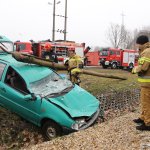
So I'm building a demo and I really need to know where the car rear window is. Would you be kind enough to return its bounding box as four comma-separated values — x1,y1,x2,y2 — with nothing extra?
0,63,6,80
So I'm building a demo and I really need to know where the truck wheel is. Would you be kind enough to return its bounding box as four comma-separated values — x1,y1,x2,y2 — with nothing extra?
42,120,62,140
102,65,108,69
111,63,117,69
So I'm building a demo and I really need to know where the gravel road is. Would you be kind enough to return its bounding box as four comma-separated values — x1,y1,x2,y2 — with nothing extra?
23,109,150,150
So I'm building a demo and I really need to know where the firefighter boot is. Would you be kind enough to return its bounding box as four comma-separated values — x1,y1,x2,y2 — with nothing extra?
136,124,150,131
133,118,144,124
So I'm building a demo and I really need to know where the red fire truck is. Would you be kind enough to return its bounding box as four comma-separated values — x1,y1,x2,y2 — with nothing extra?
14,41,33,54
51,41,85,64
15,41,86,64
99,47,139,70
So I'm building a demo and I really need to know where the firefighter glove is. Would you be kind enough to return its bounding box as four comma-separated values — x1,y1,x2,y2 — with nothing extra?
132,67,137,74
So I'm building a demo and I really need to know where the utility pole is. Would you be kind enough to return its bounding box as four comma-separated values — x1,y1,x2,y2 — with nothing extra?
52,0,56,42
120,12,126,49
121,11,125,27
64,0,67,42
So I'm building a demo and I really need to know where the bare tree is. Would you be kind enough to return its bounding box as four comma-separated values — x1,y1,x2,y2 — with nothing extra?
106,23,121,48
106,23,133,49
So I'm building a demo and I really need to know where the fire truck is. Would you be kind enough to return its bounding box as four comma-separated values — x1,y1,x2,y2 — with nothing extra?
51,41,85,64
99,47,139,70
32,41,86,64
14,41,33,54
14,41,86,64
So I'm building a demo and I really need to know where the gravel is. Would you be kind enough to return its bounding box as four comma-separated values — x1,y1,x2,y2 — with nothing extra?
23,109,150,150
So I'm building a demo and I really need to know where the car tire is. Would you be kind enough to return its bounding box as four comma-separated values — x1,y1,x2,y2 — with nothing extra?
111,63,117,69
42,120,62,140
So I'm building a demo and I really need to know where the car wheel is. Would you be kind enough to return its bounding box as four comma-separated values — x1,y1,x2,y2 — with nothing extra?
42,120,62,140
111,63,117,69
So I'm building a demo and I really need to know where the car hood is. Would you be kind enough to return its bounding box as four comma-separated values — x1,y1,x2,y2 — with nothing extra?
48,85,100,118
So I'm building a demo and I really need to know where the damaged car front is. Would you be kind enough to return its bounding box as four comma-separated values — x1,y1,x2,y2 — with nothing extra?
28,69,100,138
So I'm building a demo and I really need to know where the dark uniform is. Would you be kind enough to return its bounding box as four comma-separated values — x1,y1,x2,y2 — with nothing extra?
42,43,58,63
49,50,58,63
43,49,58,63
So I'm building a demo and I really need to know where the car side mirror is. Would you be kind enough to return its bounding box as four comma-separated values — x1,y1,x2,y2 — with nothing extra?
24,93,37,101
31,93,37,101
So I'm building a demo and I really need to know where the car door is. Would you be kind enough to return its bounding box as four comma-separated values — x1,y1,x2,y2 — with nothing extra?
0,65,42,125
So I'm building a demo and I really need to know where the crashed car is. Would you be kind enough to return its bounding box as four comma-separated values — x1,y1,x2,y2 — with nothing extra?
0,53,101,140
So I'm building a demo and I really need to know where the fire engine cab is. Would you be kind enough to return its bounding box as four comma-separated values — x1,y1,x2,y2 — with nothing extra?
99,47,139,70
14,41,33,54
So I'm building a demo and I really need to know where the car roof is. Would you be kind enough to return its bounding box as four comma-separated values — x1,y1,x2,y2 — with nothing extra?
0,35,12,43
0,54,53,84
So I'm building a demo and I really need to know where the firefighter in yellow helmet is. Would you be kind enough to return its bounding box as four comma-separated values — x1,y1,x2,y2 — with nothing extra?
132,35,150,131
66,50,83,85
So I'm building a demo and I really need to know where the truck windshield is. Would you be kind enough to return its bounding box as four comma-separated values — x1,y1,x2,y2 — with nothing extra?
0,42,14,53
100,50,108,56
30,72,73,97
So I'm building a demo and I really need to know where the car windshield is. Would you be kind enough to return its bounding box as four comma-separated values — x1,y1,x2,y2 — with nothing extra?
0,42,14,53
30,72,73,97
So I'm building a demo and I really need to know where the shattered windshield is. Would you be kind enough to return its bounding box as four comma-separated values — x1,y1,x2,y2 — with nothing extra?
0,42,14,53
30,72,73,97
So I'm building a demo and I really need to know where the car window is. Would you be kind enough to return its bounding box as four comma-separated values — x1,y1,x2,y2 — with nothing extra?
17,44,26,51
4,66,30,95
0,63,6,80
0,42,14,52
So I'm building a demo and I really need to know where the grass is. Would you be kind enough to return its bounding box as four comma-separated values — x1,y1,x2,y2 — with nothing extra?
58,67,140,96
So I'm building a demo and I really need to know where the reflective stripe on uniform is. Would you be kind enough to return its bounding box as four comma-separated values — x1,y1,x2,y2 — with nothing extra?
138,76,150,82
138,57,150,65
138,78,150,82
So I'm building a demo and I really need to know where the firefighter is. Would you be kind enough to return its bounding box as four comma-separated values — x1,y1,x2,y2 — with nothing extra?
132,35,150,131
43,43,58,63
66,50,83,85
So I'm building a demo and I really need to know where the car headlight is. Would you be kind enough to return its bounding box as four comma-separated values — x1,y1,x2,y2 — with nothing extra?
71,118,86,130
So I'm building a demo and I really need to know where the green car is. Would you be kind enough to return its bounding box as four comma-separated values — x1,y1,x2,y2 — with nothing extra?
0,37,100,140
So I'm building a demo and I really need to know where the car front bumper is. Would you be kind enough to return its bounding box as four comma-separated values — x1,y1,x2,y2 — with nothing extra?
71,106,100,131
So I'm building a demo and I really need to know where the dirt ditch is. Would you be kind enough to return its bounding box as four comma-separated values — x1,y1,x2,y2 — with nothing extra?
0,88,140,150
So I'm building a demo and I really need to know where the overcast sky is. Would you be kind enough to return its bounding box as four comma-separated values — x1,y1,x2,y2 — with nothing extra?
0,0,150,47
